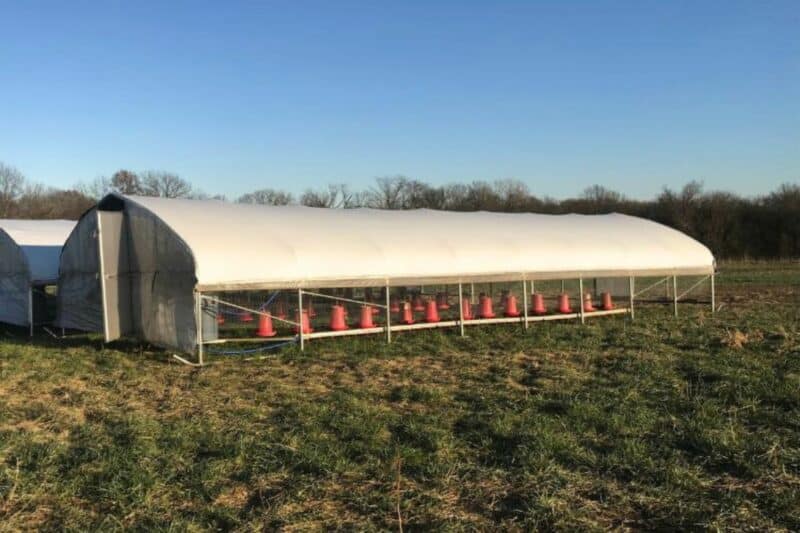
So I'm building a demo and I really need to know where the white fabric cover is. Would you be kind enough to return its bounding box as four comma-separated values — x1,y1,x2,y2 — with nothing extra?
0,219,75,283
120,196,715,290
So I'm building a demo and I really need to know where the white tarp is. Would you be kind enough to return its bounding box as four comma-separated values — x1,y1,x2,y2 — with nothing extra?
0,219,76,283
121,195,715,290
0,219,75,327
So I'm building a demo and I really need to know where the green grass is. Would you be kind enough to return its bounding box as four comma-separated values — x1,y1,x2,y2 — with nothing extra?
1,262,798,530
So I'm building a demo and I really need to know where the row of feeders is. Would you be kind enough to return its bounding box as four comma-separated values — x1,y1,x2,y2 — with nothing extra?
229,290,619,337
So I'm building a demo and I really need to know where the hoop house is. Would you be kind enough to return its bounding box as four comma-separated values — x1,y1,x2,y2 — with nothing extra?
57,194,715,355
0,219,75,329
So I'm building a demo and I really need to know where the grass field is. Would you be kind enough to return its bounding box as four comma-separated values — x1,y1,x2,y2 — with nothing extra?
1,262,798,531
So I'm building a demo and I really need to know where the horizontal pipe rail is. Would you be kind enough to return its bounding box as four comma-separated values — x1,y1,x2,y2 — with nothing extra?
204,308,630,345
299,289,387,309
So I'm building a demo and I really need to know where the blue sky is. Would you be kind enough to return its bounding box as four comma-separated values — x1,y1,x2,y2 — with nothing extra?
1,0,797,199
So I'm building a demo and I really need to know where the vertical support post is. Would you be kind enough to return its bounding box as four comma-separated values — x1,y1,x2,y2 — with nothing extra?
629,276,635,321
385,282,392,344
530,279,535,294
711,272,716,314
672,275,678,318
458,282,465,337
298,289,305,351
579,277,585,324
28,288,34,337
522,279,529,330
470,283,475,304
195,291,204,366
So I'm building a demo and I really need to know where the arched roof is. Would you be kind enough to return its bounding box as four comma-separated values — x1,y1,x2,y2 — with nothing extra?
107,195,715,290
0,219,75,283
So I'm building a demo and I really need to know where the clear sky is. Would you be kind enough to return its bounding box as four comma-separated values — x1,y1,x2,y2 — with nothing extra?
1,0,797,199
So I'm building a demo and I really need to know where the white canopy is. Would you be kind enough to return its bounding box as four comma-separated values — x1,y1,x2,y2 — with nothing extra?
0,219,75,327
121,195,715,290
0,219,75,283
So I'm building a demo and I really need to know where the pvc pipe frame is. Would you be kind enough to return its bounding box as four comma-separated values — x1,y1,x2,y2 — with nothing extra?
208,308,631,345
192,274,713,363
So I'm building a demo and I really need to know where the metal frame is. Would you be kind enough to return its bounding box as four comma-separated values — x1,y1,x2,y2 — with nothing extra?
27,287,34,337
188,269,722,363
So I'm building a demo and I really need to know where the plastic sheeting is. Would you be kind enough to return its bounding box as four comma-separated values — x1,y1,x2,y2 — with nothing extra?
56,194,715,353
57,201,198,352
120,195,715,290
0,219,74,327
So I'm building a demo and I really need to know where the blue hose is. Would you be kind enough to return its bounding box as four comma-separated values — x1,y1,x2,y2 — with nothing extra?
207,338,296,356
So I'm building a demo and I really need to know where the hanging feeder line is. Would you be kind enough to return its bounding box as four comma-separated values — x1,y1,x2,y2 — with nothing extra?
217,291,283,316
206,295,300,326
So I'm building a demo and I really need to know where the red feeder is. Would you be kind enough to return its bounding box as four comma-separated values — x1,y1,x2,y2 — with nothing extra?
583,292,597,312
306,299,317,318
256,313,277,337
412,295,425,312
478,295,496,318
329,304,349,331
601,292,615,311
390,297,400,313
436,292,450,310
531,293,547,315
357,305,377,328
461,297,474,320
424,299,440,323
216,313,225,325
399,302,415,324
240,310,254,323
558,293,572,314
504,294,521,317
295,310,313,334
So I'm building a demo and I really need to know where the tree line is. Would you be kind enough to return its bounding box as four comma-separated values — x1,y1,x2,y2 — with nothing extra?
1,162,797,259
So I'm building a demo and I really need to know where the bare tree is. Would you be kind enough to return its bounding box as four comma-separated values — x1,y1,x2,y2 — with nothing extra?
0,162,26,217
237,188,294,205
76,176,113,199
365,176,411,209
141,171,192,198
494,179,531,212
301,183,362,208
580,184,626,214
111,169,142,195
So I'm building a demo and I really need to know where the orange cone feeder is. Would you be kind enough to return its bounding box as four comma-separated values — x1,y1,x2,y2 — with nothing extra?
601,292,614,311
399,302,415,324
504,294,521,317
461,297,474,320
256,313,277,337
583,292,597,312
295,310,313,334
357,305,377,328
329,304,349,331
558,293,572,314
216,313,225,325
478,295,496,318
240,310,254,322
436,292,450,310
531,293,547,315
390,297,400,313
424,300,440,323
412,295,425,312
